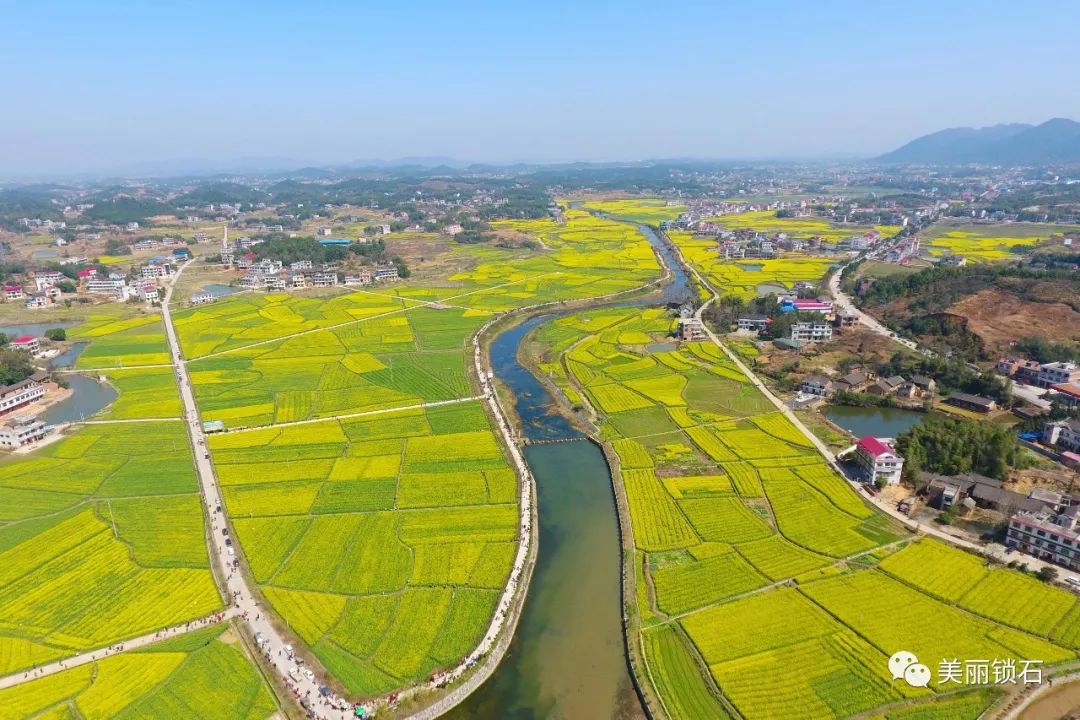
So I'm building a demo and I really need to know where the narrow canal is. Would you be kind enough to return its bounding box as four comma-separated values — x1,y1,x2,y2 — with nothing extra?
445,222,688,719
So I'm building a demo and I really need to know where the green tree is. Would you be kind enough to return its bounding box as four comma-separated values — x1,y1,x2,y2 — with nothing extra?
45,328,67,341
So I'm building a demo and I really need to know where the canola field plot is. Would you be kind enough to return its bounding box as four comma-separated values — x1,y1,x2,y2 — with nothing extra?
680,587,916,720
881,539,1080,642
210,402,521,695
95,367,183,419
642,624,734,720
921,222,1080,261
579,197,687,225
0,422,217,671
70,311,172,369
651,548,768,615
800,571,1074,668
0,625,278,720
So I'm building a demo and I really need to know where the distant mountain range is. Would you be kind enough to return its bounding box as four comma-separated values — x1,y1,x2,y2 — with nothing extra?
877,118,1080,165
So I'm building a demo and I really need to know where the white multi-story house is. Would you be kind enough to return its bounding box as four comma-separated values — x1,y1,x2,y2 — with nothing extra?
3,284,25,300
374,266,399,282
852,436,904,485
86,278,126,294
0,373,46,415
1038,362,1080,389
1044,419,1080,452
290,260,313,271
33,272,63,291
265,276,287,292
190,292,215,305
312,271,338,287
141,263,173,280
0,415,50,448
788,321,833,343
1007,506,1080,571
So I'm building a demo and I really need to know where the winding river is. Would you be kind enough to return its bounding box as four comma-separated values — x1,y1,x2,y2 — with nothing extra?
445,223,688,718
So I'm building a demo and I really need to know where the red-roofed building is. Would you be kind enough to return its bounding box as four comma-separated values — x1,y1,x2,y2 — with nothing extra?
77,267,97,280
1051,383,1080,409
3,285,24,301
9,336,40,353
853,436,904,485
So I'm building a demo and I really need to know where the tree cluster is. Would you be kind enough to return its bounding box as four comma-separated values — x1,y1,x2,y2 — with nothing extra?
897,417,1024,482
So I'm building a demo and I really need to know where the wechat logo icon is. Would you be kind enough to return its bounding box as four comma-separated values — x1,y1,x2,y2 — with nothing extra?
889,651,930,688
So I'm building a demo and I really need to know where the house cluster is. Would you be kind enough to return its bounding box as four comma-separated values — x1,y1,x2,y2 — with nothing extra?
997,359,1080,408
883,235,920,264
799,370,936,401
234,256,400,292
737,294,862,346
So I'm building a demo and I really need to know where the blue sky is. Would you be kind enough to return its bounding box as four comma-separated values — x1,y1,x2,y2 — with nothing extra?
2,0,1079,176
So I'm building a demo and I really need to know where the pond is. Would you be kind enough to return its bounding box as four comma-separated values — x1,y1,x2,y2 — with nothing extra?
0,320,76,339
737,262,763,271
41,341,118,424
756,281,788,297
825,405,926,440
198,283,243,298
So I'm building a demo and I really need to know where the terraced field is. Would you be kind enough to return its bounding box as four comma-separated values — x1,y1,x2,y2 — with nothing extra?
578,197,688,225
531,305,1077,720
0,625,278,719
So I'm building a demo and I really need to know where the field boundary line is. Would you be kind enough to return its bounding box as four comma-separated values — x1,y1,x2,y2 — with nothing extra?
217,396,485,434
0,609,238,690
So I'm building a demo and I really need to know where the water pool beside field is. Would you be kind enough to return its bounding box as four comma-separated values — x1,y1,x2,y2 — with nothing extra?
756,281,788,296
0,320,76,338
737,263,763,271
41,339,119,423
198,283,243,298
824,405,926,440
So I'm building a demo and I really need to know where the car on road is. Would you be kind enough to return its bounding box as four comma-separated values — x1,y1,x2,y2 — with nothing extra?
227,547,235,556
303,668,314,680
225,537,233,547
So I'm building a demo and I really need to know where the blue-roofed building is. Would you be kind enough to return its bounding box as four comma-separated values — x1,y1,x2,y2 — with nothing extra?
318,238,352,246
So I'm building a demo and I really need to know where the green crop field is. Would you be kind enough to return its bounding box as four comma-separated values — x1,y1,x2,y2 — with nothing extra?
0,625,277,720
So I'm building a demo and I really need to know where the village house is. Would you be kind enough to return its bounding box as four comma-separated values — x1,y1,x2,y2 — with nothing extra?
788,321,832,343
1043,419,1080,453
910,375,937,396
344,272,373,286
3,284,25,301
0,415,50,448
1007,506,1080,571
1050,383,1080,409
86,277,127,295
925,472,1053,514
835,371,873,393
24,294,50,309
141,263,173,280
866,375,906,397
33,271,63,291
9,336,40,354
290,260,313,271
1038,362,1080,389
852,436,904,485
940,254,968,267
833,313,858,330
799,375,834,397
42,285,62,300
138,284,160,302
265,276,287,292
677,317,706,341
76,267,97,281
291,274,308,289
374,265,400,282
312,271,338,288
0,373,47,415
736,315,771,332
944,392,998,414
997,358,1043,385
190,292,215,306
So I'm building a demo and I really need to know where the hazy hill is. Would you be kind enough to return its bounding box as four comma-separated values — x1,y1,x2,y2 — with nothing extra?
877,118,1080,164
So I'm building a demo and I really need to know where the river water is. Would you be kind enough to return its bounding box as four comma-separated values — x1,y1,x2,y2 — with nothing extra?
446,222,687,719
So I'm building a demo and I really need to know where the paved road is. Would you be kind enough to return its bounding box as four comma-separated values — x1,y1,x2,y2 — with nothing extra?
162,263,358,720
